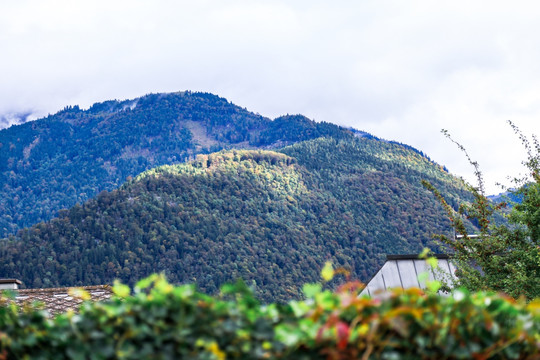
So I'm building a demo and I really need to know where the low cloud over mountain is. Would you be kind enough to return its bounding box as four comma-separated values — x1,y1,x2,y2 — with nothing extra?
0,110,36,130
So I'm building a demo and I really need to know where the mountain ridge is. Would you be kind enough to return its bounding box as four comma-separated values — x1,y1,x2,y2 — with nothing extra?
0,91,480,301
0,91,353,237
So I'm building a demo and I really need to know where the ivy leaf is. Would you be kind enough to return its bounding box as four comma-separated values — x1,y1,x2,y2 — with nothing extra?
289,301,309,317
426,257,438,269
427,280,441,293
113,280,131,298
321,262,334,282
303,283,322,298
419,247,431,259
135,274,157,291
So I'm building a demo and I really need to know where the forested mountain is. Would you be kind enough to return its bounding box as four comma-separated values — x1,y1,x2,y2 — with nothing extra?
488,190,523,206
0,91,351,237
0,138,475,301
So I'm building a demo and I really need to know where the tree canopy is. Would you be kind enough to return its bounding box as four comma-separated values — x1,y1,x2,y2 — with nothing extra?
0,92,353,237
423,122,540,300
1,137,475,302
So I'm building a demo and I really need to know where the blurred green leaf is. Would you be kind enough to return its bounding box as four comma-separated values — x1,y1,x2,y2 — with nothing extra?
427,280,441,293
321,262,334,282
135,274,157,291
112,280,130,298
426,257,438,269
302,283,322,299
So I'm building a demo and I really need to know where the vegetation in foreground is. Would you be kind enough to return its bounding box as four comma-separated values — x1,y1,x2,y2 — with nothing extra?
1,271,539,360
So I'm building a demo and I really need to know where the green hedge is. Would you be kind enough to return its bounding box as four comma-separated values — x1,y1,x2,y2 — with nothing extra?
1,274,539,359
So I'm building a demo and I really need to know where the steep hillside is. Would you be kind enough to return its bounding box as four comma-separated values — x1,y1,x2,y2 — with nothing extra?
0,91,351,237
0,138,474,301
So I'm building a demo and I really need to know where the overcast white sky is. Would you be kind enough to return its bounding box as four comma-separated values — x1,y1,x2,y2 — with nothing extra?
1,0,539,194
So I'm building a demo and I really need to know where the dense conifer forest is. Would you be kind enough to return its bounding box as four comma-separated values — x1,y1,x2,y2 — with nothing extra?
0,92,351,237
0,135,475,301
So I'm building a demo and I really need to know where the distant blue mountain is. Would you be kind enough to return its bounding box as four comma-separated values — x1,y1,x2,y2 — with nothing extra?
488,190,524,206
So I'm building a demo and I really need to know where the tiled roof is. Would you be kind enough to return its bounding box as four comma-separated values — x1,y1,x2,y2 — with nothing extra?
12,285,112,315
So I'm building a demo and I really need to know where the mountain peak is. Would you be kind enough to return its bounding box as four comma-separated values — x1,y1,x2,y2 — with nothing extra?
0,91,352,236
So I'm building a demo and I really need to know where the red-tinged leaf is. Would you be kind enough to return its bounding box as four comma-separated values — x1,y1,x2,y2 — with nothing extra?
336,321,350,350
337,280,364,294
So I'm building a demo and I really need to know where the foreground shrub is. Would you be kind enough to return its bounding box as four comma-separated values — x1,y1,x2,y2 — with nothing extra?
1,274,539,359
279,282,540,359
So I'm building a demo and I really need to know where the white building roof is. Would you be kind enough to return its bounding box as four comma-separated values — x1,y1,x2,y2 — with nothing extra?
361,254,456,297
